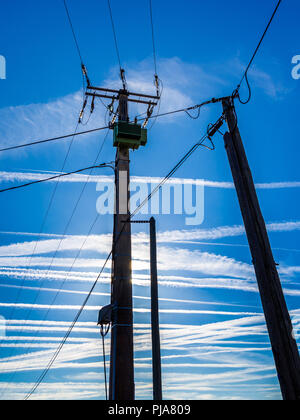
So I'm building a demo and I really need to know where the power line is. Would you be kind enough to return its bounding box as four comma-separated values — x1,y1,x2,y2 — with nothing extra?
0,159,110,394
63,0,84,65
0,122,81,399
16,0,284,400
20,133,111,343
21,185,114,400
131,115,224,218
23,114,223,400
7,2,96,346
0,163,113,194
107,0,123,73
149,0,158,77
24,247,113,400
0,96,228,154
147,0,162,125
234,0,283,103
0,134,112,399
62,0,91,93
0,121,80,337
0,125,110,153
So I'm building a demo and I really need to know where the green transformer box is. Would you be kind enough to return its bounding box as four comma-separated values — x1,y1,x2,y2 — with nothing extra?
113,122,148,150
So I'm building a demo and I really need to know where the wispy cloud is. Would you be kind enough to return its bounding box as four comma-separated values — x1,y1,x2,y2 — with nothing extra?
0,315,281,400
1,170,300,191
0,57,203,153
1,220,300,257
226,57,290,100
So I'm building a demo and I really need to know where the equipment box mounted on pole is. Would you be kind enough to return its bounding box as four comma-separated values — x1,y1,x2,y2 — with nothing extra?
113,122,147,150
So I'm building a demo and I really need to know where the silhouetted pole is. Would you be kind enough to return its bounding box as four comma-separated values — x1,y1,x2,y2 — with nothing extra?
88,72,160,401
109,91,135,400
149,217,162,400
222,97,300,400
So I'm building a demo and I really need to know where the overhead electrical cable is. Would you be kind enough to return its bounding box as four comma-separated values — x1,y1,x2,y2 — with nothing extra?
146,0,163,128
234,0,283,104
0,122,79,331
0,96,228,154
24,246,113,401
7,133,111,368
0,122,82,399
130,115,224,218
0,163,113,194
63,0,84,65
63,0,91,91
107,0,126,89
107,0,122,70
23,114,224,400
0,125,110,153
19,1,285,400
0,133,112,398
149,0,158,77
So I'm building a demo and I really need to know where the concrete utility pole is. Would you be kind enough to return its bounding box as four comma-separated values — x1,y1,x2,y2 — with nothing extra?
222,97,300,400
86,77,160,400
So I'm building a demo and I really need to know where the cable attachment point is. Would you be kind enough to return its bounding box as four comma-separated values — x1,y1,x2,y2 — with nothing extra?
232,86,240,100
204,117,225,150
207,117,224,138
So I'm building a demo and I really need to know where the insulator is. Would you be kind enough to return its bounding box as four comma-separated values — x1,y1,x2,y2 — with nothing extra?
142,119,149,129
154,74,160,97
91,96,95,114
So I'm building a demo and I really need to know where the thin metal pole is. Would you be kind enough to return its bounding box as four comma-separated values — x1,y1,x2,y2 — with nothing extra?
149,217,162,400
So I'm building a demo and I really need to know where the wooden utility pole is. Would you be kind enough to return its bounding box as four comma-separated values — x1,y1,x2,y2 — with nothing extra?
109,91,135,400
149,217,163,400
85,76,160,400
222,97,300,400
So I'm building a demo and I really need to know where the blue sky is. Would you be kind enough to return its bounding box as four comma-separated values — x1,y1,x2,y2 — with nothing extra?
0,0,299,400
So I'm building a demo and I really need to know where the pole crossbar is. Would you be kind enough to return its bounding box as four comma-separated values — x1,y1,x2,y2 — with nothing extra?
87,85,160,101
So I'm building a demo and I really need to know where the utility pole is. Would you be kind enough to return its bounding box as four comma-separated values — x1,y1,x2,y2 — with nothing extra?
86,75,160,400
149,217,162,401
110,90,134,401
222,97,300,400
